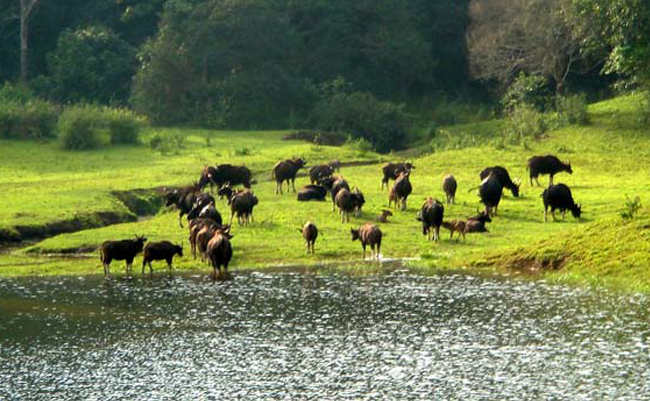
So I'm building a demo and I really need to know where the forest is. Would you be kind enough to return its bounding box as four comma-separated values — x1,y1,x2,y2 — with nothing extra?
1,0,649,152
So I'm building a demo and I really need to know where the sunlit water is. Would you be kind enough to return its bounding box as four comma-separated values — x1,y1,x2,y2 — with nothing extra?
1,272,650,400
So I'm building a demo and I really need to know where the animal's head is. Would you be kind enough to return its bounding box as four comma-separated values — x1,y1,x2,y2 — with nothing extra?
295,157,307,168
134,235,147,250
164,189,179,206
174,243,184,257
329,160,341,171
512,181,521,197
353,188,365,207
217,183,233,199
318,176,336,189
571,203,582,219
565,161,573,174
405,162,415,170
350,228,360,241
381,209,393,217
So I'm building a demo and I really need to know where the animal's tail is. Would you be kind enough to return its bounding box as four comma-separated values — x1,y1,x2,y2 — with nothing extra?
467,185,480,193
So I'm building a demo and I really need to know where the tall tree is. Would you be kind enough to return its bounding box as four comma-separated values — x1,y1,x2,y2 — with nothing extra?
19,0,39,82
467,0,592,93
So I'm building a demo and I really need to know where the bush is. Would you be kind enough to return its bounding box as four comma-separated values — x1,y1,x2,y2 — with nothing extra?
556,94,590,125
310,91,409,153
58,104,147,150
501,72,552,112
620,196,642,220
0,82,34,103
503,103,548,145
0,99,59,140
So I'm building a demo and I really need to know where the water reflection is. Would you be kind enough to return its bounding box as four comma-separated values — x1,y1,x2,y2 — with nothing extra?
1,272,650,399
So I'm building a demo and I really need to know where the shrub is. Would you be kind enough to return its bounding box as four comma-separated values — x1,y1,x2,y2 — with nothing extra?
503,103,548,145
620,196,642,220
0,99,59,140
344,136,374,156
501,72,551,112
556,94,590,125
0,82,34,103
103,108,147,145
58,104,147,150
58,105,104,150
311,91,409,153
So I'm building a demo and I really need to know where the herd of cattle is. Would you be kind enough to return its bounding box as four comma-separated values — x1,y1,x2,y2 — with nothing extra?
99,154,581,280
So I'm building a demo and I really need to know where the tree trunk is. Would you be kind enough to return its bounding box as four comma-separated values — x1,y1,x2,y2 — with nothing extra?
20,0,39,83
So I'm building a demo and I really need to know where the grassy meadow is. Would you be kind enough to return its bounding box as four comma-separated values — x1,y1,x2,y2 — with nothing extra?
1,94,650,291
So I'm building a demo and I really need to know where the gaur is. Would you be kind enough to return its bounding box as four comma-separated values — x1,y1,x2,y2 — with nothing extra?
527,155,572,186
206,227,234,280
335,188,365,222
381,162,414,189
416,197,444,242
272,157,307,194
297,185,328,201
351,223,383,259
388,171,412,210
442,174,457,204
99,235,147,277
479,166,520,197
299,221,319,254
142,241,183,275
542,183,582,222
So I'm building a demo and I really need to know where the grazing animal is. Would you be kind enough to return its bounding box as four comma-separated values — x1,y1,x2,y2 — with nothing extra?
442,174,457,204
381,162,414,189
199,164,253,190
335,188,366,222
297,184,328,201
479,166,520,197
527,155,572,186
377,209,393,223
217,184,235,201
329,160,341,171
188,218,220,259
299,221,319,254
465,211,492,233
416,197,444,241
441,220,467,241
542,183,582,222
141,241,183,275
272,157,307,194
197,202,222,224
309,164,334,184
388,171,412,210
206,227,234,280
320,176,351,212
186,192,217,221
163,184,203,228
478,173,504,217
196,226,217,261
228,189,258,225
99,235,147,277
350,223,383,259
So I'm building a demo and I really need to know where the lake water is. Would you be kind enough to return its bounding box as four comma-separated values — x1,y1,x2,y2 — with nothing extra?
1,271,650,400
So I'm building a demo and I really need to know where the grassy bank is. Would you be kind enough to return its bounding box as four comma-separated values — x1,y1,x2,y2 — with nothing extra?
1,94,650,291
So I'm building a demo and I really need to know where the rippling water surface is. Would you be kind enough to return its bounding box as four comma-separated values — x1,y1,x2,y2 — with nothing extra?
1,272,650,400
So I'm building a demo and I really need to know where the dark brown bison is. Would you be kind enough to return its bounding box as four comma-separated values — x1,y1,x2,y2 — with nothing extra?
416,197,444,241
163,184,203,228
272,157,307,194
381,162,414,189
142,241,183,275
188,218,221,260
542,183,581,222
228,189,258,225
99,235,147,277
479,166,520,197
206,227,234,280
442,174,457,204
297,185,328,201
351,223,382,259
199,164,253,191
299,221,319,254
320,176,351,212
388,171,412,210
527,155,572,186
335,188,365,222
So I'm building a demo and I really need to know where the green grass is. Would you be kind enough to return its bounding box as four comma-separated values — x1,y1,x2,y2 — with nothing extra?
1,93,650,292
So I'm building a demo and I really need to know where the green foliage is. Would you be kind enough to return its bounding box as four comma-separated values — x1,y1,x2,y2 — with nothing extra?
503,103,548,145
58,104,146,150
58,105,104,150
311,91,409,153
501,73,552,112
556,94,590,125
0,99,60,140
42,26,136,105
0,82,34,103
344,136,374,156
620,196,641,220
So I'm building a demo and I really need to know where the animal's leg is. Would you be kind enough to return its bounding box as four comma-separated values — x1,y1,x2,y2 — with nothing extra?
461,231,466,241
561,210,566,220
449,230,454,240
376,241,381,259
549,175,554,186
544,207,548,223
178,212,184,228
291,178,296,193
435,226,440,242
142,260,147,276
166,259,172,273
229,211,234,226
535,177,541,187
362,244,366,259
551,209,557,221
